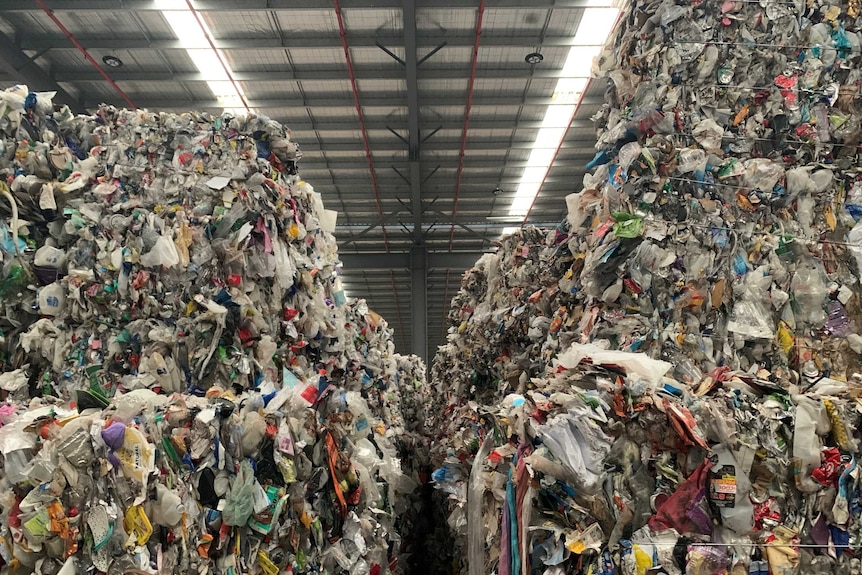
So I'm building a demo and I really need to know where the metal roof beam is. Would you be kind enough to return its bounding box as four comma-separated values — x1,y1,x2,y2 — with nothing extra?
88,95,600,110
0,0,599,11
410,246,428,361
297,155,593,170
298,139,595,152
317,175,583,186
339,251,487,270
23,33,599,51
403,0,423,245
55,68,589,82
0,33,82,111
285,118,591,132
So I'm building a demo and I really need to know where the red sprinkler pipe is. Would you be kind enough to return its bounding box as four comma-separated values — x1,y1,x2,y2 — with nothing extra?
334,0,390,252
448,0,485,252
184,0,251,113
34,0,137,110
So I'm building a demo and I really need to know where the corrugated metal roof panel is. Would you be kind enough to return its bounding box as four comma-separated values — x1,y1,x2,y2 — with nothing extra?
241,80,301,98
268,109,312,126
420,46,472,66
462,148,508,159
118,80,190,97
224,50,290,72
133,11,174,37
176,82,215,101
304,105,359,119
349,47,402,66
416,8,476,33
482,8,548,34
342,9,402,33
479,45,569,67
546,8,583,35
53,11,141,37
0,15,15,35
272,10,340,34
473,77,527,94
355,78,405,93
1,12,53,35
286,48,346,66
76,80,121,101
57,82,81,99
201,11,275,39
298,79,352,93
37,49,92,72
467,128,515,140
292,129,362,140
417,78,467,93
525,78,558,97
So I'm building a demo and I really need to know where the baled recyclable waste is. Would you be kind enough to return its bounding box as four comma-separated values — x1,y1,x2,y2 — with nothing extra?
0,86,427,575
426,0,862,572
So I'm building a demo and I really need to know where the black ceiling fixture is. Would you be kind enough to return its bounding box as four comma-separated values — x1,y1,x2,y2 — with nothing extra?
492,186,503,195
101,55,123,68
524,52,544,64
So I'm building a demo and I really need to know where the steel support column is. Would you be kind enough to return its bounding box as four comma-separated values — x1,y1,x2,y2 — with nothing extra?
410,246,428,361
404,0,428,360
403,0,423,244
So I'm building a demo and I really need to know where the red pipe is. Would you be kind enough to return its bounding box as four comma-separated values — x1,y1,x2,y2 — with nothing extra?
334,0,389,252
184,0,250,113
448,0,485,251
35,0,136,109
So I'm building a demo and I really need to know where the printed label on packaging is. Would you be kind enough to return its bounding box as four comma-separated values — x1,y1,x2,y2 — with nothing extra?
710,465,737,508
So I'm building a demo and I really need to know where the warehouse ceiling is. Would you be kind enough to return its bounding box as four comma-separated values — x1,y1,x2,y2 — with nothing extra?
0,0,611,360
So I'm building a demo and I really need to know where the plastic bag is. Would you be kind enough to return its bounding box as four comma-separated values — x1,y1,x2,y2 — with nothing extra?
223,461,257,526
535,407,613,494
727,267,777,339
468,435,493,575
140,234,180,268
678,148,706,174
791,260,828,326
692,119,723,150
556,342,671,385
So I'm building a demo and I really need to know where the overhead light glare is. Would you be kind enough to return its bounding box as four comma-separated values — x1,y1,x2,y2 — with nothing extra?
157,2,251,114
506,5,621,220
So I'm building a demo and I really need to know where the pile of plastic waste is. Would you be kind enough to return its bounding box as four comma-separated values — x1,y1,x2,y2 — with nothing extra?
428,0,862,572
0,86,422,575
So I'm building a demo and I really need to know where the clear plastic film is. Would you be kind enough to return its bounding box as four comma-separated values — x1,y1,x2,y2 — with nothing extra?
468,434,494,575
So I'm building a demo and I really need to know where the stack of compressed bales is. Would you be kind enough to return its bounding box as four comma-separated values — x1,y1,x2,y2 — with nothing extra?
427,0,862,571
0,86,421,575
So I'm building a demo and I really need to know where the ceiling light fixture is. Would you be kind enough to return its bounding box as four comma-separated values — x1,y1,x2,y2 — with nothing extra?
101,55,123,68
508,5,622,219
524,52,544,64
